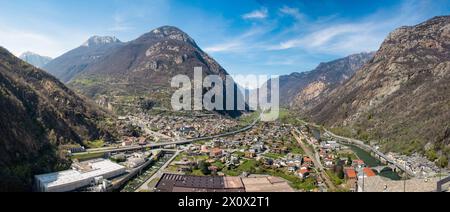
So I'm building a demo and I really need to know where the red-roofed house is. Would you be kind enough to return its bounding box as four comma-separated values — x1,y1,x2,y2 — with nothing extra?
210,148,223,158
303,157,313,166
345,168,357,180
297,168,310,179
344,167,358,192
363,168,376,177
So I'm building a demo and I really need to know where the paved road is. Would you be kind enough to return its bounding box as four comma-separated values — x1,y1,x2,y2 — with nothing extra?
291,129,337,191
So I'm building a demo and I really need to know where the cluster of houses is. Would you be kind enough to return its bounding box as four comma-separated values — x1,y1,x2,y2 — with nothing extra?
259,154,314,179
318,140,348,168
386,152,444,178
121,136,148,147
139,113,240,139
172,142,244,174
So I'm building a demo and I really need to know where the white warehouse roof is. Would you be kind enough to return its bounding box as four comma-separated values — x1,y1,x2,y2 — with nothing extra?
35,159,126,192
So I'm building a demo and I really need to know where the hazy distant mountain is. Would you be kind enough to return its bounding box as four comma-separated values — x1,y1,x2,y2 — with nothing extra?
43,36,124,82
68,26,244,116
306,16,450,154
19,51,52,68
261,52,374,107
0,47,111,191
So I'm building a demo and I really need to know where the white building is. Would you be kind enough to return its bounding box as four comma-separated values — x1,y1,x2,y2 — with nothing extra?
35,159,126,192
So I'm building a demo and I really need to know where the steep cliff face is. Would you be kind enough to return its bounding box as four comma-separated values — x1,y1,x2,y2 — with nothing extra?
262,52,374,107
307,16,450,153
0,47,111,191
291,52,375,109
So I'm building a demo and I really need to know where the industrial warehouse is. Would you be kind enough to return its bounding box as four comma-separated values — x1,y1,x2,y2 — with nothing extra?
155,173,295,192
34,159,126,192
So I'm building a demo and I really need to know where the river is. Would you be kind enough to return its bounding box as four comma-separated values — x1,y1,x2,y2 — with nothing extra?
348,145,401,180
310,127,401,180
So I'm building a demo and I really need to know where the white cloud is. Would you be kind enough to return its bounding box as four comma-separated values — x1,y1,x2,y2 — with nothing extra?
279,6,304,21
204,27,271,53
204,41,241,53
268,0,437,55
272,22,370,50
242,8,268,20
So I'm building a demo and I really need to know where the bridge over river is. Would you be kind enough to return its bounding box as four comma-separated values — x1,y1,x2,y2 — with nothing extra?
298,119,415,177
325,130,415,177
371,165,398,174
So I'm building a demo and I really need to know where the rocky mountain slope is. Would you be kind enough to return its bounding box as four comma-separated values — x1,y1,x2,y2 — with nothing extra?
43,36,124,83
19,51,52,68
262,52,374,107
67,26,243,116
306,16,450,155
0,47,111,191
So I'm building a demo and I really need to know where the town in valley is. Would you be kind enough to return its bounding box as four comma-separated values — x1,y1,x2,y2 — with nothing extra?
35,106,449,192
2,0,450,194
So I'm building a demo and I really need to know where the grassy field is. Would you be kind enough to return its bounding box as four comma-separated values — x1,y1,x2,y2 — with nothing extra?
191,169,206,176
83,140,105,149
263,153,285,159
71,152,105,161
222,159,259,176
262,168,317,191
238,111,260,126
326,170,344,186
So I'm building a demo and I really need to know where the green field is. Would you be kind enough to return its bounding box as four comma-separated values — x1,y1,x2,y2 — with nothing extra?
71,152,105,161
83,140,105,149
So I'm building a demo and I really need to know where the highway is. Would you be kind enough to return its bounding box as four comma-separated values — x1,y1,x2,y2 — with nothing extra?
74,113,261,156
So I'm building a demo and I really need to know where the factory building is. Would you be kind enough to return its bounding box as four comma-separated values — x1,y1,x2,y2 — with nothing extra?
34,159,126,192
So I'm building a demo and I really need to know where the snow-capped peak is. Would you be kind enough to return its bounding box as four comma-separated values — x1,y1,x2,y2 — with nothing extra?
20,51,39,57
82,36,121,47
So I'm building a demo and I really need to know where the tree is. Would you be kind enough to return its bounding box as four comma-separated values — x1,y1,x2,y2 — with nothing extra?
437,156,448,168
198,161,211,175
347,156,353,166
334,165,345,179
426,149,438,161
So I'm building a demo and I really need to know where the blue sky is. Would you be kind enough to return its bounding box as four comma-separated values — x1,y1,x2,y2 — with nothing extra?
1,0,450,85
